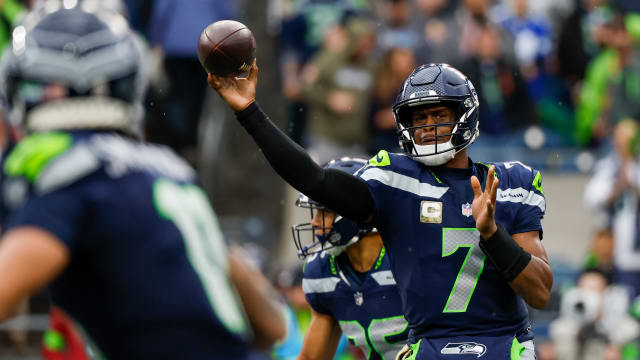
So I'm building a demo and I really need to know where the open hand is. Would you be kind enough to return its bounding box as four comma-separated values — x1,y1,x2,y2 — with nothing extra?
470,165,499,239
207,59,258,112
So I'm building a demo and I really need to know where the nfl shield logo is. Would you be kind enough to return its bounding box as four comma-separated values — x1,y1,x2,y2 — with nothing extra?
354,291,364,306
462,203,473,217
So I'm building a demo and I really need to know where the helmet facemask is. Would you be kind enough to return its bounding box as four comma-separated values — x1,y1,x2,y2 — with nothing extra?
392,63,480,166
292,195,363,258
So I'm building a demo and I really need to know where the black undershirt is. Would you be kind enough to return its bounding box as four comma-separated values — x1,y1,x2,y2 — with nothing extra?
235,102,375,224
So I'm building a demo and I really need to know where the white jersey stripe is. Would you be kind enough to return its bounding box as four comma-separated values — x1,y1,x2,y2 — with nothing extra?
302,277,341,294
371,270,397,286
360,168,449,199
497,188,546,212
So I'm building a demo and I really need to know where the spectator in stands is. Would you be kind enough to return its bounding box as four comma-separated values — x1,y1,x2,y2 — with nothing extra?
368,47,417,153
574,8,640,147
550,268,639,360
494,0,553,68
376,0,422,54
458,23,534,137
557,0,610,87
279,0,369,146
300,17,377,163
494,0,574,144
148,0,237,164
584,119,640,298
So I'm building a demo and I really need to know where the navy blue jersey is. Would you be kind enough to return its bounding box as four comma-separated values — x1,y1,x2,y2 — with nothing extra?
355,151,545,341
2,131,251,359
303,248,408,359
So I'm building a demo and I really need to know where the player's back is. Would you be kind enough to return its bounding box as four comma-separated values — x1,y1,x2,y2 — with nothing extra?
2,131,250,359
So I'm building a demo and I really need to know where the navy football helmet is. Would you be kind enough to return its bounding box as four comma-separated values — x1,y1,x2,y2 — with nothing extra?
393,63,479,166
0,0,147,136
292,157,374,258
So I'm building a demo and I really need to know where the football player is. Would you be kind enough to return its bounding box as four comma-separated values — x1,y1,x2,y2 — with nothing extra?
293,157,408,360
0,2,285,358
209,61,552,359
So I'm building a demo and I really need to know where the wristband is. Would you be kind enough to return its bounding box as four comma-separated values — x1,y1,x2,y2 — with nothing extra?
479,224,532,281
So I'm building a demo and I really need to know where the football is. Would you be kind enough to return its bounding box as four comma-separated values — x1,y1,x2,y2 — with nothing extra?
197,20,256,77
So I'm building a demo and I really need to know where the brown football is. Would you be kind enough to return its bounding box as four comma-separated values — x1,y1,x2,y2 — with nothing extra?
197,20,256,77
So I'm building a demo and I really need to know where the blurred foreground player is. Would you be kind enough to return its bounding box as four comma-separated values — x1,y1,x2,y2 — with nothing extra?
209,61,552,359
0,2,284,358
293,157,408,360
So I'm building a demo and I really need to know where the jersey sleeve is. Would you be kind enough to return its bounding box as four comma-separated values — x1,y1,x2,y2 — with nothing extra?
3,182,88,254
497,162,546,237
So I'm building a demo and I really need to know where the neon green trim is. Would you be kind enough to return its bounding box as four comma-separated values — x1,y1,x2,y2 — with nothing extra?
428,169,442,184
405,339,422,360
368,315,409,360
621,342,640,360
532,171,544,195
630,298,640,319
339,320,371,359
626,13,640,41
441,228,486,313
43,330,66,351
2,0,25,25
510,337,525,360
374,246,385,271
5,132,72,182
330,255,337,275
368,150,391,167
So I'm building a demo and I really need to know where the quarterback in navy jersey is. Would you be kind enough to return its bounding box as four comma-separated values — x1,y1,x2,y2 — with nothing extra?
210,62,552,359
0,3,285,359
293,157,408,360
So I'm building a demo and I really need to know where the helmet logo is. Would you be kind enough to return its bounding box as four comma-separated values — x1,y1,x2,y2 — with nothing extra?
464,98,474,108
463,130,471,140
410,90,438,99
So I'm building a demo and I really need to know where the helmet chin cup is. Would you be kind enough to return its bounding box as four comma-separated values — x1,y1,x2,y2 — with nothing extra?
412,142,456,166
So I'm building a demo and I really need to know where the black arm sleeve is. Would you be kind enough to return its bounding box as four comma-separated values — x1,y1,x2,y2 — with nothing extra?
235,102,375,224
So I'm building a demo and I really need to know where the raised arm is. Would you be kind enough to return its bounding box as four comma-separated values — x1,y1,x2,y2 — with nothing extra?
208,61,374,224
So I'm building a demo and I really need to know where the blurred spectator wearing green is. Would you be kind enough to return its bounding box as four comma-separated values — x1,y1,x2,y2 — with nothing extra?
575,8,640,147
0,0,24,55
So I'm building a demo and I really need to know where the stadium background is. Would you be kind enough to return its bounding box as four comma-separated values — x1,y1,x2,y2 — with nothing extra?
0,0,638,359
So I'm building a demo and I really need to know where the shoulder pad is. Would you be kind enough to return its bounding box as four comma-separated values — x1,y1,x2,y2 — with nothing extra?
302,252,341,295
493,161,543,194
303,251,337,279
5,132,100,195
367,150,391,167
5,132,73,183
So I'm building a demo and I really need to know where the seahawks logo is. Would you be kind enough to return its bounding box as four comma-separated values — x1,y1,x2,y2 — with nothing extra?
440,342,487,357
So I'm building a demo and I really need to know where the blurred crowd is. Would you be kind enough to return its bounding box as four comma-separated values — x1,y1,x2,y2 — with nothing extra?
272,0,640,164
3,0,640,359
